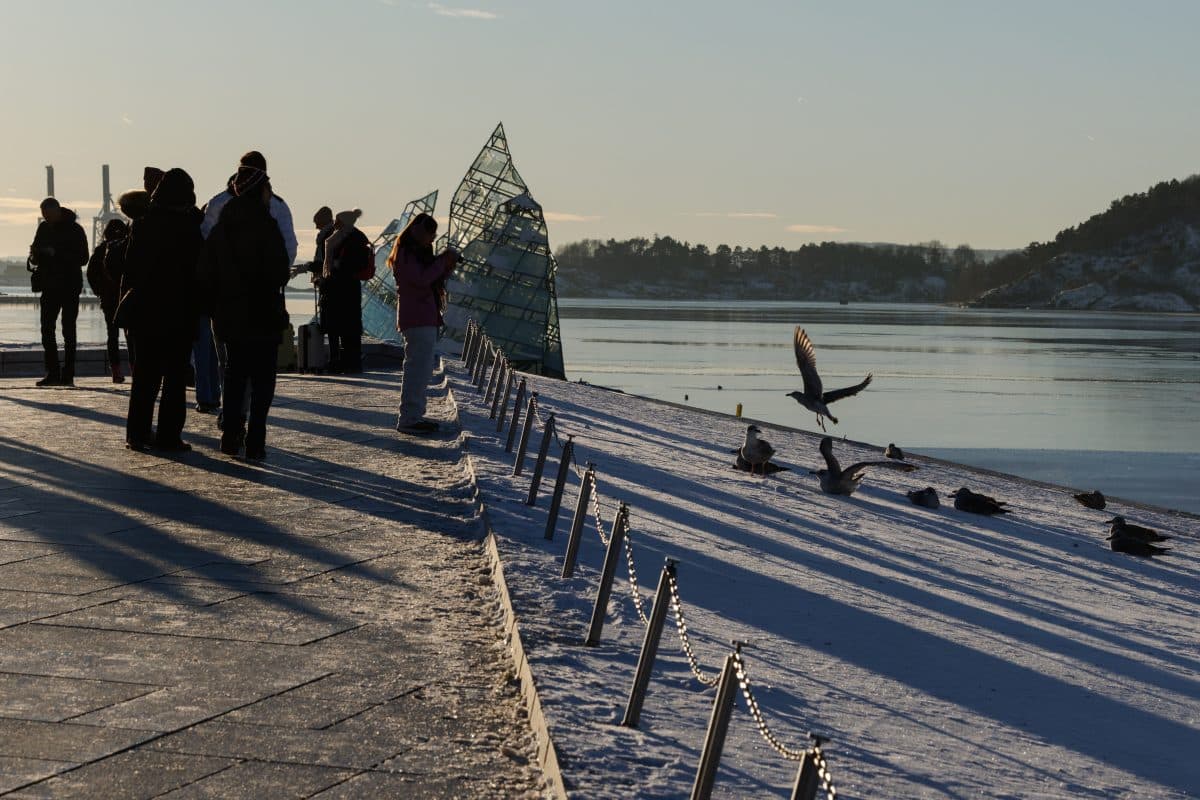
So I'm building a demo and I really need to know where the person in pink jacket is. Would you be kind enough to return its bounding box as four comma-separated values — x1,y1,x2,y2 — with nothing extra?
387,213,459,433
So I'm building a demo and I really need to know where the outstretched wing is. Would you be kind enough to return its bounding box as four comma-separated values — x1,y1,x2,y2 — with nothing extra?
793,327,823,399
823,373,873,405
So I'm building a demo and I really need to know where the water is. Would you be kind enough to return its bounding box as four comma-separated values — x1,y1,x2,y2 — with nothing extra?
557,300,1200,514
3,292,1197,512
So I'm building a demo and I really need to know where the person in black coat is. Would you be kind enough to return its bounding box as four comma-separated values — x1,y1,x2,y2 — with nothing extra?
104,190,151,377
201,165,290,460
86,218,130,383
27,198,89,386
318,209,368,373
121,168,204,452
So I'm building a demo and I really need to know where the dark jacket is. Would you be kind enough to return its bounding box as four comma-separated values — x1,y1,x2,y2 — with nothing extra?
86,240,121,313
202,193,290,342
28,209,89,293
123,204,204,338
319,228,368,335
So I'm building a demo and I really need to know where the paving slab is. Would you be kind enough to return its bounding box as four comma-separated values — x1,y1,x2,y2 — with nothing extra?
0,367,546,797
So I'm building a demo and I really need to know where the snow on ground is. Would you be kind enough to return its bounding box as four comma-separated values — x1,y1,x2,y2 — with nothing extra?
448,362,1200,799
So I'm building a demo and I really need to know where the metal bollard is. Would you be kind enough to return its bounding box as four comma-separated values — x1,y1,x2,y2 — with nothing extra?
473,342,491,389
526,414,556,505
690,647,741,800
505,379,527,452
789,740,825,800
512,393,538,475
466,326,481,371
543,437,574,539
484,351,503,404
463,322,476,363
492,361,512,421
584,503,628,646
621,559,677,727
561,463,594,578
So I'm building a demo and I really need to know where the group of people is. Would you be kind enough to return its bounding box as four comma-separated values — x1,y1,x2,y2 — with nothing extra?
29,150,461,455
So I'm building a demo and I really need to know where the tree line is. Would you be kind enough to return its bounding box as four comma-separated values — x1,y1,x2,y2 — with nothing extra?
554,174,1200,302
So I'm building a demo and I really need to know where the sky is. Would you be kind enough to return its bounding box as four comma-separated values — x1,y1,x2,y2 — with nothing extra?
1,0,1198,258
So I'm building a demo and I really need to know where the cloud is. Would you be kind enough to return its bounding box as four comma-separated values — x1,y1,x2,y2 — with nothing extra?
0,198,40,226
428,2,498,18
786,223,848,234
544,211,602,223
691,211,778,219
121,113,133,126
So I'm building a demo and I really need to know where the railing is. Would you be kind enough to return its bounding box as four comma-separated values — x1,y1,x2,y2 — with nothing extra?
461,320,842,800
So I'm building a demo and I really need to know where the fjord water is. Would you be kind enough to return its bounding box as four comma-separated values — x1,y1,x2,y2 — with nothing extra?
557,300,1200,514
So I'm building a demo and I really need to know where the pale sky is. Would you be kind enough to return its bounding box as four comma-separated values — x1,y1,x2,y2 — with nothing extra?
2,0,1198,258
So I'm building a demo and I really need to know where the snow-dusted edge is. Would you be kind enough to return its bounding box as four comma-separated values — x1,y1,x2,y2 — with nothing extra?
445,379,570,800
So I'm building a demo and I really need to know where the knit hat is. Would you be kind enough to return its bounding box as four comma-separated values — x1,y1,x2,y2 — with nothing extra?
335,209,362,229
117,190,151,219
232,165,269,197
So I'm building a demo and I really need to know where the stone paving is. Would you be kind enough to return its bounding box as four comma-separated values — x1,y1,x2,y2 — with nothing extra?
0,366,546,798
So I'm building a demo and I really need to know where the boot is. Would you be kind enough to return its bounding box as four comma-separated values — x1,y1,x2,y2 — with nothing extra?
111,363,125,384
36,346,60,387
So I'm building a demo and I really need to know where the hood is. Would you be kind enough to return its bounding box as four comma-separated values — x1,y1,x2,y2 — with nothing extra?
55,207,78,224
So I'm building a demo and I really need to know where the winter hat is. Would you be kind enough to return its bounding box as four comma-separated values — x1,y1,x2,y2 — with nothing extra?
143,166,165,193
151,167,196,208
335,209,362,229
117,190,151,219
239,151,267,171
232,165,269,197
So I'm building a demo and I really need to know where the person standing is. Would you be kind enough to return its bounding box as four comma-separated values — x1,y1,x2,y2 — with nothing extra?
387,213,458,433
203,165,290,460
201,151,297,429
319,209,368,374
85,218,130,383
27,198,89,387
122,168,203,452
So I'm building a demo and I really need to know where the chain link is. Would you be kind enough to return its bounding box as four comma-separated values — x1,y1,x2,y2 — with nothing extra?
588,470,610,545
732,649,808,761
666,570,720,687
811,742,839,800
622,524,649,625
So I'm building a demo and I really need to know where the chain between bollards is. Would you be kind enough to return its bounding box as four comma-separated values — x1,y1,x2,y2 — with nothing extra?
621,558,677,728
525,413,556,505
561,463,594,578
690,644,743,800
512,393,538,476
584,502,629,646
543,437,574,539
505,379,527,453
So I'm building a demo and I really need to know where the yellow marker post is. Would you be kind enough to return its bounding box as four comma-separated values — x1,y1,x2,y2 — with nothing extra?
735,403,743,418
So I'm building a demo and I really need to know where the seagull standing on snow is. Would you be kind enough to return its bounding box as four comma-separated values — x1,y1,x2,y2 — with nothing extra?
787,327,873,432
739,425,776,476
811,436,916,495
1107,516,1170,543
950,487,1010,516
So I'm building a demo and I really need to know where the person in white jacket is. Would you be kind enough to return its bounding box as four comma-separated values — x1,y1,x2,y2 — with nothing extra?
199,151,297,430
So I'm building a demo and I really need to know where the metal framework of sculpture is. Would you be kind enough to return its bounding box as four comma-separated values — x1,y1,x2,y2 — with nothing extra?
441,124,566,379
360,190,438,343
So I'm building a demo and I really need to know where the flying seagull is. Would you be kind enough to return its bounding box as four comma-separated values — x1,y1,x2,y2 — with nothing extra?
950,487,1010,516
1107,516,1169,543
1073,490,1106,510
787,327,873,432
811,436,916,495
738,425,776,476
